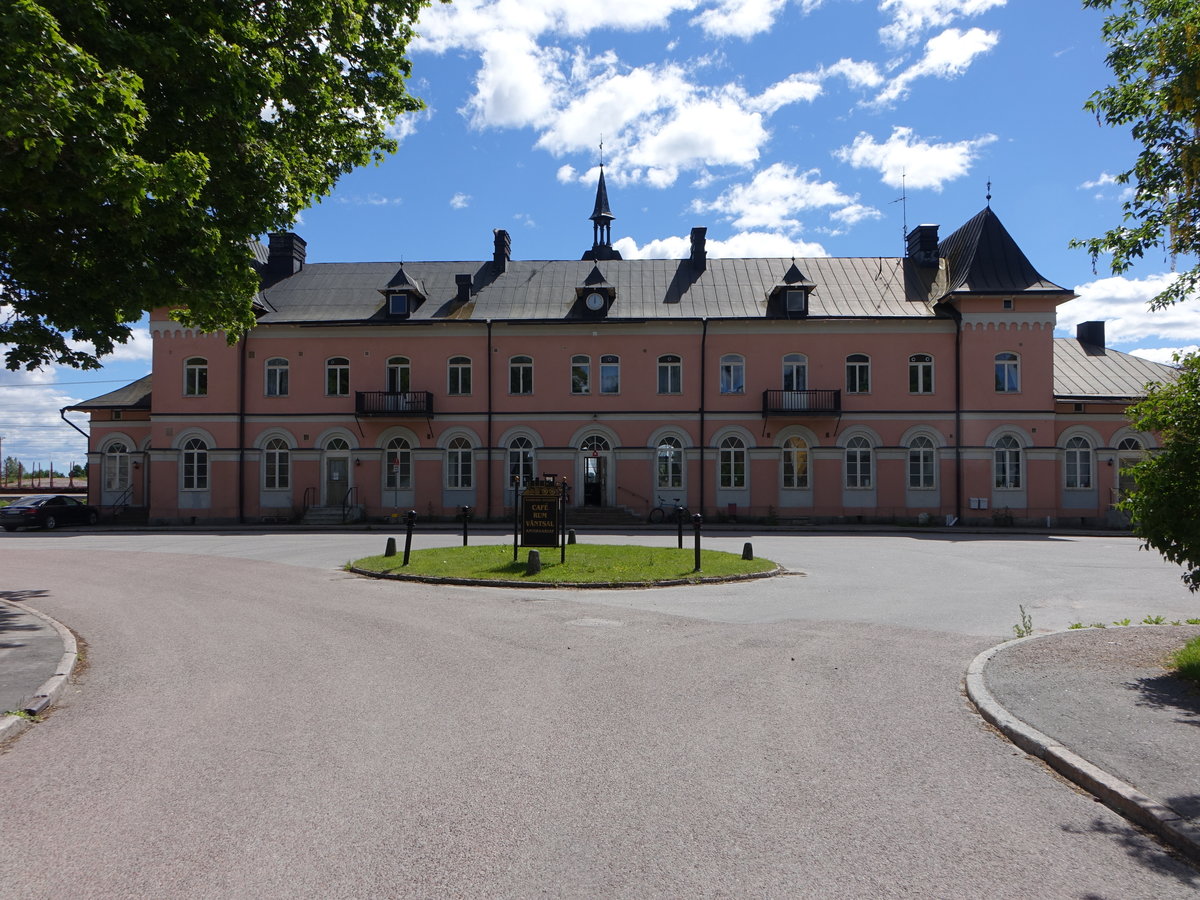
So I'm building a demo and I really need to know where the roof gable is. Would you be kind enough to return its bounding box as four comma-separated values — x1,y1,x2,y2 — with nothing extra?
938,207,1071,298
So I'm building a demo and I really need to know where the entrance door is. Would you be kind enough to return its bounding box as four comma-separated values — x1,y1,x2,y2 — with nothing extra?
325,456,349,505
583,456,606,506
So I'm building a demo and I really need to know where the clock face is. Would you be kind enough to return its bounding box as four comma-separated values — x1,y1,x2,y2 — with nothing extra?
585,292,605,311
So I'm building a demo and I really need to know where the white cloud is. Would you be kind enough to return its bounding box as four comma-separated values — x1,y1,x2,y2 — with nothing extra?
696,162,869,231
1057,272,1200,345
450,193,471,209
749,74,824,114
835,126,996,190
1127,345,1198,365
1080,172,1118,190
556,164,577,183
463,32,565,129
693,0,789,39
872,27,999,106
615,230,827,259
821,58,885,90
879,0,1006,47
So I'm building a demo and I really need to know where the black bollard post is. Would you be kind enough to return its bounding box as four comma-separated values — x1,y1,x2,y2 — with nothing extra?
403,510,416,566
384,537,397,558
461,505,471,546
676,506,685,549
692,513,703,572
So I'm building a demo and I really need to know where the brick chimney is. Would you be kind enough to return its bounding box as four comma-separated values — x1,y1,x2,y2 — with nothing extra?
905,224,939,268
690,227,707,272
493,229,510,274
265,232,306,283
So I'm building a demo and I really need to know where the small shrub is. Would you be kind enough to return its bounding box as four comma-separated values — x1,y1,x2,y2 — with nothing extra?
1089,622,1107,629
1068,622,1085,630
1142,614,1167,625
1169,636,1200,687
1113,618,1132,627
1187,619,1200,626
1013,605,1033,639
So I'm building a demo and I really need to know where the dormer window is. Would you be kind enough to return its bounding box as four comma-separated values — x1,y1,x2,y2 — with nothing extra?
575,264,614,318
770,261,815,318
388,293,410,317
785,289,808,315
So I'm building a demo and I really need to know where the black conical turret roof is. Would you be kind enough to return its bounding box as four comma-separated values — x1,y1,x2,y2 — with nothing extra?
590,168,614,223
937,207,1070,296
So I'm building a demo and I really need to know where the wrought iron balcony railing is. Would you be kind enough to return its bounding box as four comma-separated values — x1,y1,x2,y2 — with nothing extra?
761,389,841,416
355,391,435,417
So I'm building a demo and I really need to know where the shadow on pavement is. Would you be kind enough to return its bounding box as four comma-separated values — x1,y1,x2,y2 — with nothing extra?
1128,672,1200,728
1063,818,1200,887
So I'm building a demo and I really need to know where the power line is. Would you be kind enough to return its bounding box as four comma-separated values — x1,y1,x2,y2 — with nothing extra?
0,377,143,389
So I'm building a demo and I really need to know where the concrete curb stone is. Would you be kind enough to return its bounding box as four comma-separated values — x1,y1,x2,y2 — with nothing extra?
966,633,1200,864
0,600,78,743
348,563,791,589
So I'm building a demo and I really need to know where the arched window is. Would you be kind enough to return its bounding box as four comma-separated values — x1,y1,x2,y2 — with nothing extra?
782,354,808,391
182,438,209,490
995,352,1020,393
719,436,746,488
720,354,745,394
326,357,350,396
846,354,870,393
264,438,290,490
908,354,933,394
265,358,289,397
104,442,130,492
386,356,411,394
994,435,1022,488
509,356,533,395
581,435,611,454
782,436,809,489
571,355,591,394
600,355,620,394
657,355,682,394
657,437,684,489
845,436,873,488
184,357,208,396
1065,436,1093,489
447,437,473,488
448,356,472,395
1117,436,1145,500
508,436,534,487
385,437,412,489
907,435,935,489
325,437,350,451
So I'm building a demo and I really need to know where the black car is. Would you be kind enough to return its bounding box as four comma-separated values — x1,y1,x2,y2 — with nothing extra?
0,495,99,531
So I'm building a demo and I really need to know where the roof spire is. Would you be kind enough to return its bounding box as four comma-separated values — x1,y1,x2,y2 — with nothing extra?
583,142,621,261
986,178,992,207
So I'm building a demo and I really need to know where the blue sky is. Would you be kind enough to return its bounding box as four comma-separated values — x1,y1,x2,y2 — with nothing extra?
3,0,1199,467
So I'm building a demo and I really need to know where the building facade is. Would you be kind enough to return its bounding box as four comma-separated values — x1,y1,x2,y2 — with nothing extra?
70,182,1176,527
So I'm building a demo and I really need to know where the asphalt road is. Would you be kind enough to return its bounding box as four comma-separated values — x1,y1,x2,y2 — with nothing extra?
1,530,1197,897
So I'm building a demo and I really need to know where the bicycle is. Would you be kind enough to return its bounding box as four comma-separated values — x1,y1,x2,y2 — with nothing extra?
647,496,689,524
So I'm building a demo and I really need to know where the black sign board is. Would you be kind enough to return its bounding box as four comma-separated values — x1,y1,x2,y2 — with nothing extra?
520,481,561,548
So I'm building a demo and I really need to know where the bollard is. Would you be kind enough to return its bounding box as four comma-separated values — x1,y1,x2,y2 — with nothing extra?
692,513,703,572
568,528,576,545
461,505,471,546
403,510,417,566
676,506,685,549
384,537,397,558
526,549,542,575
742,541,753,561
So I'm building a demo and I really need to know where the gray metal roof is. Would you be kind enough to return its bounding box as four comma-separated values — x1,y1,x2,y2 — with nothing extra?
938,208,1072,297
1053,340,1177,399
256,256,937,324
68,375,153,410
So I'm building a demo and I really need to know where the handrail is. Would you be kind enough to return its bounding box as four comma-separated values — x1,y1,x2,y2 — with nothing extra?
616,485,650,506
110,485,134,519
341,486,359,523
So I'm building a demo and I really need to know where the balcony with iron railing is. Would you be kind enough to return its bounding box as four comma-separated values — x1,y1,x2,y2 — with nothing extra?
761,389,841,416
355,391,435,417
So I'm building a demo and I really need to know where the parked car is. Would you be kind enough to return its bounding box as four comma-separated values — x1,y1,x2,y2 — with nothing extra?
0,495,99,531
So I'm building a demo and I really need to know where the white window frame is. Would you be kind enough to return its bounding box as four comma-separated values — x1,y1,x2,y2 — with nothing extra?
386,356,411,394
263,437,290,490
600,354,620,394
448,356,472,396
909,354,934,394
508,436,534,488
265,358,289,397
994,435,1022,489
1065,436,1093,489
509,355,533,395
995,352,1020,393
846,354,870,394
657,354,682,394
719,354,745,395
656,437,684,490
907,435,936,489
447,437,474,488
104,441,131,492
782,436,809,489
571,355,591,394
719,435,746,488
845,436,873,489
182,437,209,490
184,357,208,397
782,354,808,391
326,357,350,396
385,437,412,489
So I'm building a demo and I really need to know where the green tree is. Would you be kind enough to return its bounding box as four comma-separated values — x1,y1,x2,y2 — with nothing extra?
1121,353,1200,591
1074,0,1200,308
1,0,438,370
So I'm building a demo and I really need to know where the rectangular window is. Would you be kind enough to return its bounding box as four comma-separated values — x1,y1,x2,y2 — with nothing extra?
600,355,620,394
720,356,744,394
846,355,870,394
995,354,1020,393
326,358,350,396
509,356,533,395
571,355,590,394
658,355,682,394
448,357,472,395
908,355,933,394
265,359,289,397
184,358,208,397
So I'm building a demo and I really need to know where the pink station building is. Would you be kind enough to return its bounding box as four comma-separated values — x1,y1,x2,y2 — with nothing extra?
70,175,1176,528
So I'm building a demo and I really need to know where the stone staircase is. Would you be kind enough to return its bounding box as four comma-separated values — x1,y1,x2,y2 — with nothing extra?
301,505,365,526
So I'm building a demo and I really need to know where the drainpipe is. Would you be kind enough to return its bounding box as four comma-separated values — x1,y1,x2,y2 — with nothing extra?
238,334,247,525
486,319,493,522
698,318,708,516
949,305,963,524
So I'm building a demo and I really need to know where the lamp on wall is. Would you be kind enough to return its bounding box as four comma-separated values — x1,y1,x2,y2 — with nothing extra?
355,458,361,466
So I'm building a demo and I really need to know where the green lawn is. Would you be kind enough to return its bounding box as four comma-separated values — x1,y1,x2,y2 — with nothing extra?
352,542,778,584
1171,635,1200,687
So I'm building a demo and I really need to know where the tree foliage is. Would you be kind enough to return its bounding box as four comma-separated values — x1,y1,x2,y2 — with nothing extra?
1120,353,1200,591
0,0,437,370
1075,0,1200,308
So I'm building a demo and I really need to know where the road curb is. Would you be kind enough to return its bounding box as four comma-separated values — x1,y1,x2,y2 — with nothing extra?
347,563,789,589
966,634,1200,864
0,600,78,744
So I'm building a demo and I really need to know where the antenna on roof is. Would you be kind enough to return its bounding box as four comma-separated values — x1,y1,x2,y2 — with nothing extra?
890,172,908,254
